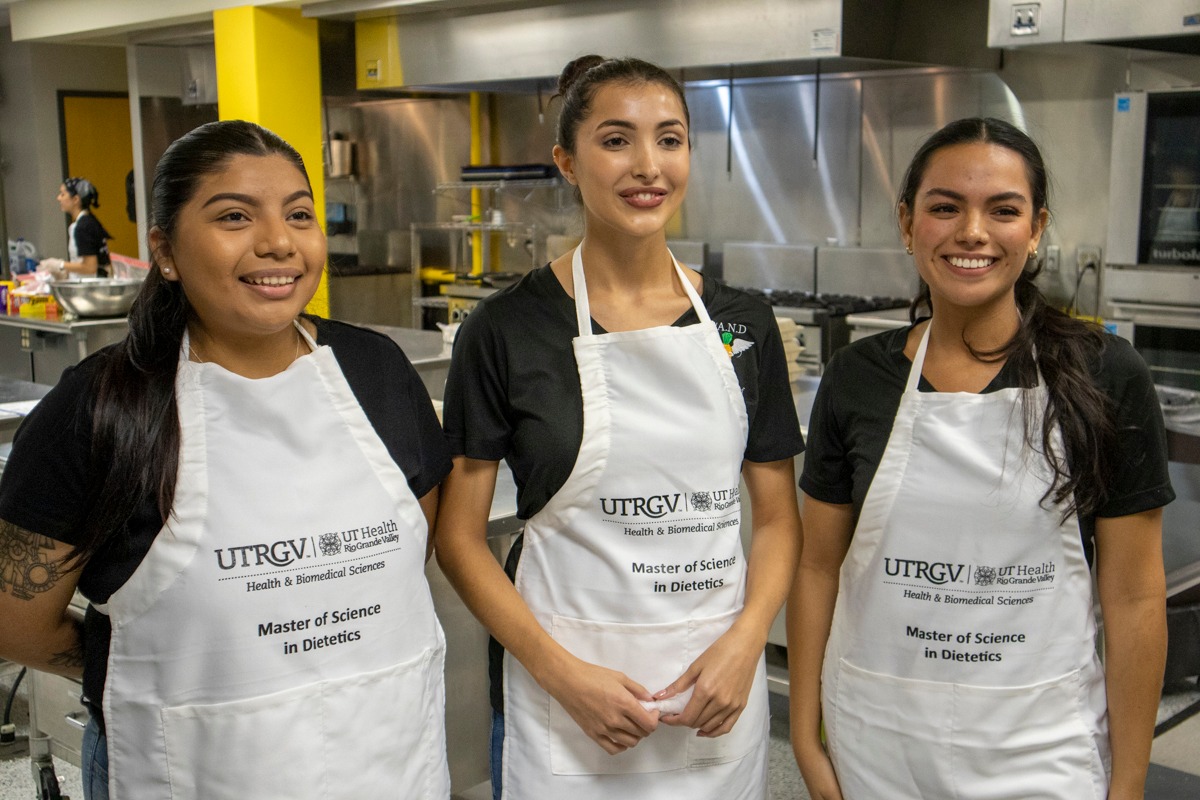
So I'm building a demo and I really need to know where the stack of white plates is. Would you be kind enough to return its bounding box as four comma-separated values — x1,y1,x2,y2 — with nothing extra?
775,317,806,381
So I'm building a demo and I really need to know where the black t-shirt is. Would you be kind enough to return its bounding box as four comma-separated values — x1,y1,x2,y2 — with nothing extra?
443,265,806,520
72,211,111,275
0,316,451,720
800,324,1175,561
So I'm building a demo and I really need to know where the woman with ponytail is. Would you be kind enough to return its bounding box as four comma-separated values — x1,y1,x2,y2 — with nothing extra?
39,176,112,277
789,117,1174,800
0,120,452,800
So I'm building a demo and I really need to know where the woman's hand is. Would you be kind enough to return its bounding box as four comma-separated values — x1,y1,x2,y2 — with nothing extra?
38,258,66,280
654,622,762,737
793,739,845,800
540,657,660,754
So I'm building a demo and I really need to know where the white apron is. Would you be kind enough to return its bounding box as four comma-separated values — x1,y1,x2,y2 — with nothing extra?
502,247,770,800
96,321,450,799
822,325,1110,800
67,212,82,263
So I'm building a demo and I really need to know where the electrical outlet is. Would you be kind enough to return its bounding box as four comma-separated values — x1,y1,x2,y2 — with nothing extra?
1044,244,1061,273
1077,245,1102,274
1011,2,1040,36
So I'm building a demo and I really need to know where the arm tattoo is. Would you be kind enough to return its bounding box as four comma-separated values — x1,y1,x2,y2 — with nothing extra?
47,619,86,670
0,520,66,601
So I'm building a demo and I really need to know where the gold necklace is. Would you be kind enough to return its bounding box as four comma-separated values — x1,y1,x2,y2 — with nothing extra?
189,326,305,366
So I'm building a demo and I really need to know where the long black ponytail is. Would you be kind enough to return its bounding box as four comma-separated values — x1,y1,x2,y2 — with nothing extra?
900,117,1115,521
72,120,309,563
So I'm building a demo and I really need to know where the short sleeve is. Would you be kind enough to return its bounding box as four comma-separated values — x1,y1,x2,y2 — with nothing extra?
0,361,97,543
73,214,107,258
798,349,854,504
744,314,804,463
1095,338,1175,518
442,304,512,461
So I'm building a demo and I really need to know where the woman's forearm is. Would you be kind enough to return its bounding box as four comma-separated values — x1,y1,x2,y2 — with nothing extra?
736,459,803,643
1095,509,1168,799
787,497,854,752
433,458,577,690
1103,594,1166,798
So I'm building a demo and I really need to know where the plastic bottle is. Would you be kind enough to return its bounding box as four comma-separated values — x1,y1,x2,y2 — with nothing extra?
15,239,37,274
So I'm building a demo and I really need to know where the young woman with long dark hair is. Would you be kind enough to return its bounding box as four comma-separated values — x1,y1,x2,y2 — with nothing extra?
0,120,452,800
436,56,804,800
789,117,1173,800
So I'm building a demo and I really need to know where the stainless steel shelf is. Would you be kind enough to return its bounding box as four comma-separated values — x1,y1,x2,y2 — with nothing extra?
413,296,450,309
435,178,562,191
411,221,536,233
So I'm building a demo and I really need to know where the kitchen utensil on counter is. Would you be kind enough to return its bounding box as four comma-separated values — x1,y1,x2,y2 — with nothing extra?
328,134,354,178
50,278,142,318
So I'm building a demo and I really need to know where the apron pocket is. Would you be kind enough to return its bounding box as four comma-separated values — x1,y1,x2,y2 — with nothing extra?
947,669,1107,800
322,646,449,796
825,658,955,799
684,609,769,769
547,613,693,775
161,647,448,799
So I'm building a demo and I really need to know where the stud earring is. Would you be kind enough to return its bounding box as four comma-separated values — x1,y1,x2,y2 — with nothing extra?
163,268,171,274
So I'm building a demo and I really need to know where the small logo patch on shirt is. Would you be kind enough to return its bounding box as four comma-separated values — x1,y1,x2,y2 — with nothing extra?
720,330,754,357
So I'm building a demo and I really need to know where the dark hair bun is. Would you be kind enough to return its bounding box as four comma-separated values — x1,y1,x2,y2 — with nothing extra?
558,54,607,97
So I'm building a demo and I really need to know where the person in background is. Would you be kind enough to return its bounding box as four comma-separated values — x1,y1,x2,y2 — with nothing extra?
40,177,112,278
789,117,1173,800
0,120,452,800
436,55,803,800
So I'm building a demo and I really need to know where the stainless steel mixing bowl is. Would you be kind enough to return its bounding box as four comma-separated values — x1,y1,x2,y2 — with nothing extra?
50,278,143,318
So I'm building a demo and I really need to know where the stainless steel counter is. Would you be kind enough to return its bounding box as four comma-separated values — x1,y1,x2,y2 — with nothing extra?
846,305,910,341
0,315,128,385
362,323,453,401
0,376,52,444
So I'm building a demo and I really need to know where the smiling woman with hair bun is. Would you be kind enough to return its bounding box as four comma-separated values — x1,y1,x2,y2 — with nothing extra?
436,55,804,800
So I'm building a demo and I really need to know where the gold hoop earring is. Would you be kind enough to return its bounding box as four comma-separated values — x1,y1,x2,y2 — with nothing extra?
905,245,913,255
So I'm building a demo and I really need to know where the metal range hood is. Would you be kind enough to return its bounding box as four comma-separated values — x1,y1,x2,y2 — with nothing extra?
988,0,1200,55
306,0,999,92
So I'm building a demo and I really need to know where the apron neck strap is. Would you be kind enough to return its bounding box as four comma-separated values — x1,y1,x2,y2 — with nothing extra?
570,244,709,337
905,323,932,392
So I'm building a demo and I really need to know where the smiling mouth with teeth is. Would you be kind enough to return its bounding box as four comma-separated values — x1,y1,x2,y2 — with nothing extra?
947,257,996,270
243,275,297,286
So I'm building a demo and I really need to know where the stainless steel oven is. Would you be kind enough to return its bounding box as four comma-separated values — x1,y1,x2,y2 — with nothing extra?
1107,87,1200,271
1105,87,1200,321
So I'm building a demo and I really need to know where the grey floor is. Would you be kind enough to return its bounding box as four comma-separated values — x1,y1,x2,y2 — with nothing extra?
2,667,1197,800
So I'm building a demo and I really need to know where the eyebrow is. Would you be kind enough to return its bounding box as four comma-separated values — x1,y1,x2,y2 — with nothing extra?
596,119,686,131
924,188,1028,204
201,189,313,208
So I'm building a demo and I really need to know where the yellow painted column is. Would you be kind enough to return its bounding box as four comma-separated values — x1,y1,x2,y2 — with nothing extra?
469,91,483,275
213,6,329,316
